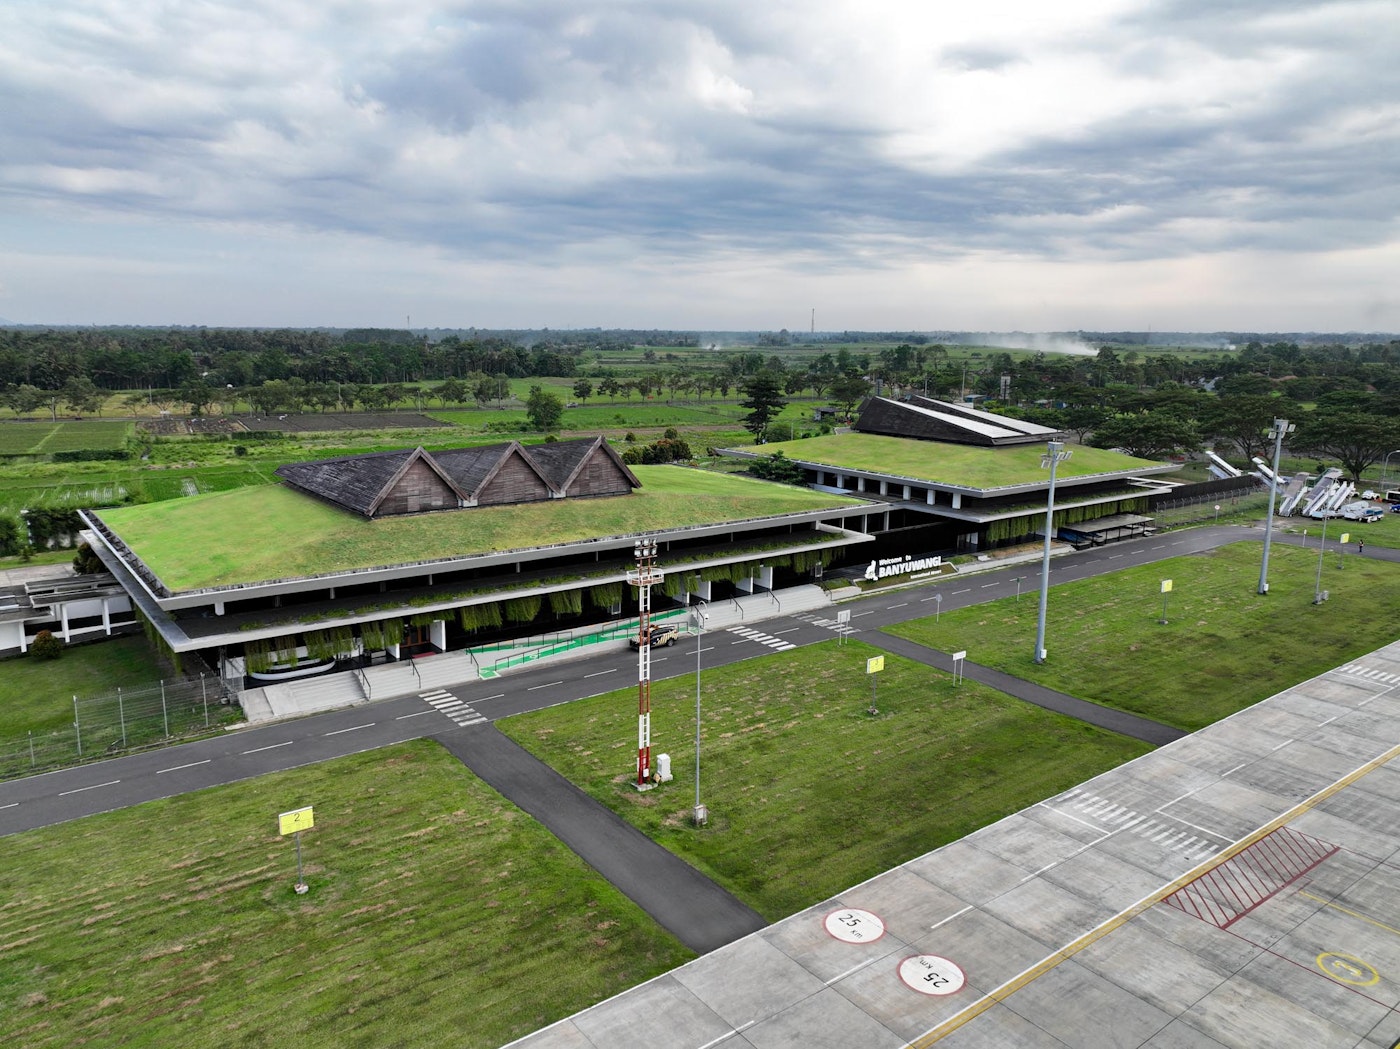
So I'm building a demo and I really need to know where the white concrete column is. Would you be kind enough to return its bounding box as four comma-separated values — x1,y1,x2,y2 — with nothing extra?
696,580,712,601
214,600,225,615
430,619,447,651
951,492,962,509
735,575,754,594
758,565,774,590
60,604,71,643
101,598,111,635
389,642,401,659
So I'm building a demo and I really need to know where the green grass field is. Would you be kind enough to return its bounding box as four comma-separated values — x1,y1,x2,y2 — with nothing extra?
0,637,168,737
746,432,1163,488
0,741,691,1049
886,540,1400,731
498,640,1151,920
96,465,869,591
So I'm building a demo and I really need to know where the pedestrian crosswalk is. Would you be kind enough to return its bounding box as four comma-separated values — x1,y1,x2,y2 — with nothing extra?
726,625,797,651
419,689,488,727
1338,664,1400,686
1049,787,1222,862
795,611,860,636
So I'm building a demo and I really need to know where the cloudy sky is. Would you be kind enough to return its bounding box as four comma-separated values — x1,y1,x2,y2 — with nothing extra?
1,0,1396,332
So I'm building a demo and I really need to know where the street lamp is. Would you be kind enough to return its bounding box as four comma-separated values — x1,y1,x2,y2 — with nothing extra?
1033,441,1072,664
1382,449,1400,489
689,606,708,826
1313,511,1330,605
1257,418,1294,595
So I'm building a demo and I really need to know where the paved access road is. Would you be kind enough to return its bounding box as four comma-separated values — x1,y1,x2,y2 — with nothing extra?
0,523,1362,840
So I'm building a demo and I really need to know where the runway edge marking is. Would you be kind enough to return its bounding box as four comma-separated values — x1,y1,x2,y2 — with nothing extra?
906,738,1400,1047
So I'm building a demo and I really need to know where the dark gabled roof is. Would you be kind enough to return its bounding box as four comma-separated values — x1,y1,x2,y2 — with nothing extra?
276,448,421,516
853,396,1058,447
527,436,641,492
275,436,641,518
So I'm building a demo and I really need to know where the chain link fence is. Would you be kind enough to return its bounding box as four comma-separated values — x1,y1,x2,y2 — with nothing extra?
1149,490,1272,529
0,673,243,781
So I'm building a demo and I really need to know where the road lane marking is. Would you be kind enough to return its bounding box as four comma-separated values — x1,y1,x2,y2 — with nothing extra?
888,602,908,609
851,610,876,617
241,741,293,754
773,627,801,634
156,759,211,775
527,680,564,690
324,723,374,736
477,694,506,702
952,588,971,595
584,669,617,678
395,710,434,720
60,779,119,796
0,802,17,810
981,582,998,588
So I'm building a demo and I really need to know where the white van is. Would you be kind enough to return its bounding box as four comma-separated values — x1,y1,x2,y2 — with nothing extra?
1340,502,1384,523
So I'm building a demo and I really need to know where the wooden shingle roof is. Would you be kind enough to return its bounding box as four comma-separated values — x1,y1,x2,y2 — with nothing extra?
275,437,640,518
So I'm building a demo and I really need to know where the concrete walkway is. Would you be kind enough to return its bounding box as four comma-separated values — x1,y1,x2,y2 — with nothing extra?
868,634,1187,747
432,724,767,955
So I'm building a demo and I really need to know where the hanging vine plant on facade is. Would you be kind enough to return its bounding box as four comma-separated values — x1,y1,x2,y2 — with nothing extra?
457,602,503,632
504,595,543,623
589,582,623,611
549,589,583,615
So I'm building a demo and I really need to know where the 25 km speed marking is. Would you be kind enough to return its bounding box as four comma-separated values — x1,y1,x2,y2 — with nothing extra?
899,954,965,996
823,908,885,944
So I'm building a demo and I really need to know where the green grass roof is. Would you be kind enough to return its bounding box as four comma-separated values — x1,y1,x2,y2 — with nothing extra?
746,433,1163,488
97,465,868,592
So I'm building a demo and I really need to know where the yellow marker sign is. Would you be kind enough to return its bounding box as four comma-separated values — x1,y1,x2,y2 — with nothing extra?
1160,579,1173,593
278,806,315,836
1340,533,1350,545
866,656,884,674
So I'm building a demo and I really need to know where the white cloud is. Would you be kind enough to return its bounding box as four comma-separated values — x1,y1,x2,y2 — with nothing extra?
0,0,1395,329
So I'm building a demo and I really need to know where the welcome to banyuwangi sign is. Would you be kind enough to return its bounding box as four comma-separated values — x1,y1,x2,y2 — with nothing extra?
864,553,942,581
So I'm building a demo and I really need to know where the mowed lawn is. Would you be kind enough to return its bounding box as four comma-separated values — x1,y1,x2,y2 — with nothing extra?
0,637,167,736
887,540,1400,731
743,432,1163,487
0,741,690,1049
499,640,1151,921
96,465,867,591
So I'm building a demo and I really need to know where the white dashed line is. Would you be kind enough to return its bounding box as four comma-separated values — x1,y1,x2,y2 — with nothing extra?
324,723,374,736
156,759,211,775
242,741,293,754
60,780,119,796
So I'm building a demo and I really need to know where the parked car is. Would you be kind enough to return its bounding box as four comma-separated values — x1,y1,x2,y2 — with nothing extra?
629,625,679,649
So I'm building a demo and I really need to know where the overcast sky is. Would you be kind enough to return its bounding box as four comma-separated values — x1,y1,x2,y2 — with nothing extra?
1,0,1396,332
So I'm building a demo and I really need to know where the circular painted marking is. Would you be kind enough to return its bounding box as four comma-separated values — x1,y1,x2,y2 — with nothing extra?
823,908,885,944
899,955,966,996
1317,952,1379,986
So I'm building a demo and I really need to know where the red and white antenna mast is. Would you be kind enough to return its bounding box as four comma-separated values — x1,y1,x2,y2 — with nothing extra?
628,537,663,788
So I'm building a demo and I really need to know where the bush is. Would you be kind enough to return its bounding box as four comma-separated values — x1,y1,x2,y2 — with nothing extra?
72,541,104,574
30,630,63,660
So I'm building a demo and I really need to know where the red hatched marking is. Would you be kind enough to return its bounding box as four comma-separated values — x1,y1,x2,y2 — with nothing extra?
1163,826,1337,929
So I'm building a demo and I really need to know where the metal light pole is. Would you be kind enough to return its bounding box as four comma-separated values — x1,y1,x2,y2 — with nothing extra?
628,537,662,788
1257,418,1294,595
690,607,708,825
1313,512,1329,604
1382,449,1400,489
1033,441,1071,664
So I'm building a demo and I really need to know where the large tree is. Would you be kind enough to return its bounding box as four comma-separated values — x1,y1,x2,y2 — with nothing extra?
1087,410,1201,460
829,373,872,421
1200,395,1284,462
1292,411,1400,482
739,369,787,440
525,385,564,431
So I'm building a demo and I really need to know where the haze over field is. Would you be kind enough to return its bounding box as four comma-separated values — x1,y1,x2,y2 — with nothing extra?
1,1,1395,332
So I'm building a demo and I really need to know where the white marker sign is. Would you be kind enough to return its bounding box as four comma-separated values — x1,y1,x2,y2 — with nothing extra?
898,954,966,996
823,908,886,944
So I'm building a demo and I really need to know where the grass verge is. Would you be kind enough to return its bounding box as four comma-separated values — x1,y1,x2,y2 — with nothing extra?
499,639,1151,921
0,637,168,736
886,540,1400,731
0,740,691,1049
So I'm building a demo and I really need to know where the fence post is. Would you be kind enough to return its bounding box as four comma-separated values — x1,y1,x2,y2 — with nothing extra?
161,680,169,737
73,695,82,757
29,731,35,768
118,686,126,748
201,673,209,727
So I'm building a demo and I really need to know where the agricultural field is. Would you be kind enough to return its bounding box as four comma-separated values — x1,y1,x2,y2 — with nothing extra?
0,741,691,1049
499,639,1151,920
0,420,131,456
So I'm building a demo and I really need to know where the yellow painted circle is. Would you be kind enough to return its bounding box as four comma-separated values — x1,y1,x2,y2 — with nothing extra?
1316,952,1379,986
